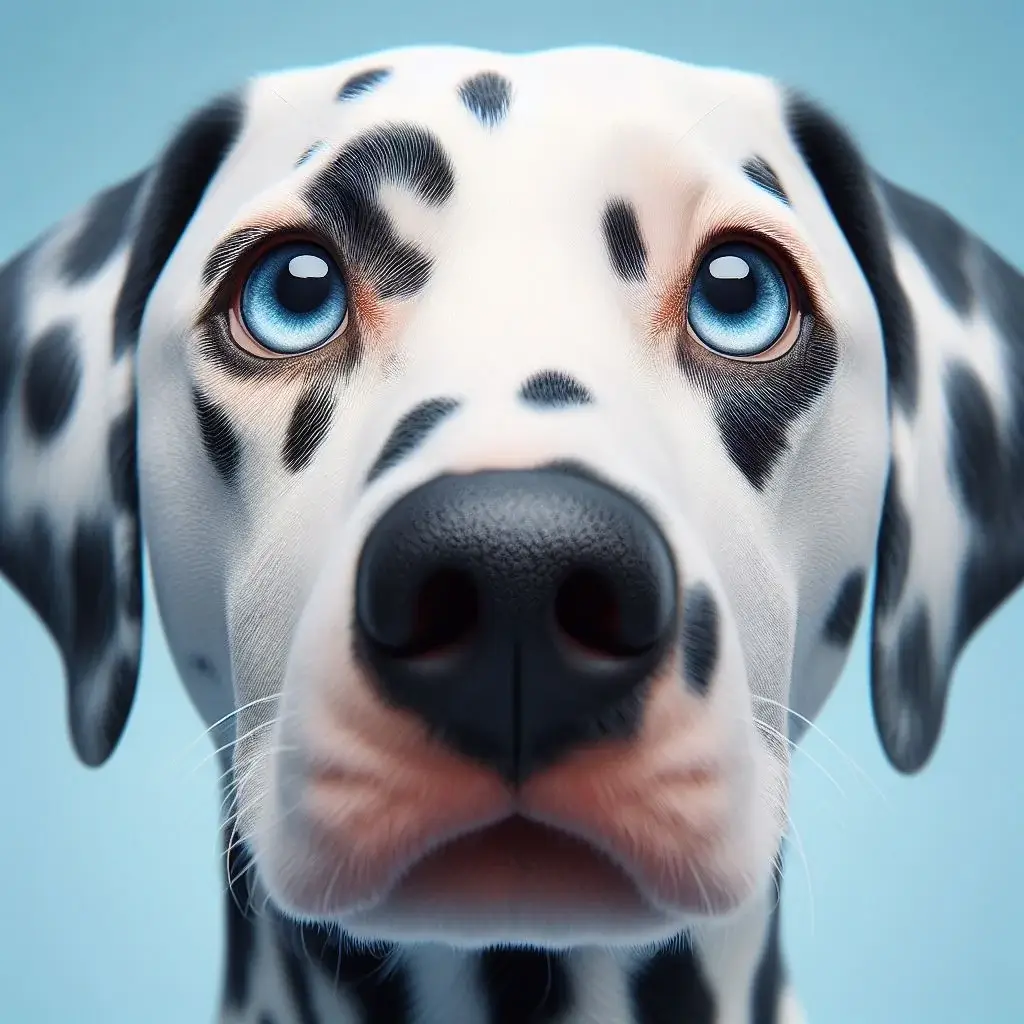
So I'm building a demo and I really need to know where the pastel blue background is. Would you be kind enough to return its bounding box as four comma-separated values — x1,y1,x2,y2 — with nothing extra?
1,1,1021,1021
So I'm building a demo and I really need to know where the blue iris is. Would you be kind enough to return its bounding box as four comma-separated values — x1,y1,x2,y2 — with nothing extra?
687,243,790,357
240,242,347,355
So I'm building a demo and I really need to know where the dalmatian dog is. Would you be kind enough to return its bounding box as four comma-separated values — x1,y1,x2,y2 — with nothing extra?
1,42,1020,1024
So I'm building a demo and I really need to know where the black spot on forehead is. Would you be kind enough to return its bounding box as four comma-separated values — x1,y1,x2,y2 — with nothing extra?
338,67,392,101
823,569,866,647
681,585,719,694
519,370,593,408
945,361,1002,522
602,198,647,284
366,396,460,484
680,316,839,491
61,173,145,283
458,70,513,128
479,948,570,1024
192,387,242,485
303,123,454,301
22,323,81,441
785,94,919,415
115,93,244,359
880,179,972,316
282,378,336,473
630,941,714,1023
741,156,790,205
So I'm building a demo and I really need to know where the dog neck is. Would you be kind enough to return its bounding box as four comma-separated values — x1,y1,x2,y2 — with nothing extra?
217,834,798,1024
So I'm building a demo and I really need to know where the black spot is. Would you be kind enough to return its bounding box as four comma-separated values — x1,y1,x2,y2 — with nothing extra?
191,654,215,676
742,156,790,205
296,140,326,166
479,948,570,1024
630,942,714,1024
338,66,392,101
115,93,244,358
366,397,460,483
751,861,787,1023
107,404,138,511
193,387,242,485
0,248,29,424
69,518,117,677
682,585,719,694
785,94,919,413
602,198,647,283
681,317,839,490
121,521,143,623
823,569,866,647
873,465,911,616
61,174,145,283
945,361,1002,522
872,602,941,773
223,828,256,1010
519,370,593,408
458,71,513,128
880,178,972,316
279,947,320,1024
22,324,81,441
282,378,336,473
258,1016,277,1024
303,123,454,300
0,511,61,638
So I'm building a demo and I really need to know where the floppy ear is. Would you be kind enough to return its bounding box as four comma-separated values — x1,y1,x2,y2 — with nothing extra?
0,93,244,766
786,95,1024,773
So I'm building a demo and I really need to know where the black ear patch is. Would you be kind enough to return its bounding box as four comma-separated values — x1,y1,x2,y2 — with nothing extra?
823,569,866,647
22,323,81,441
61,174,146,284
785,94,918,415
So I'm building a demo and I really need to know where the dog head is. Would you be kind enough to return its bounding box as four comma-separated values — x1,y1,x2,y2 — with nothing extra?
2,45,1020,948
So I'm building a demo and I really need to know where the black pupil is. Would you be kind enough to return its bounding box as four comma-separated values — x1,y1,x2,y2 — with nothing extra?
274,253,332,315
700,254,756,315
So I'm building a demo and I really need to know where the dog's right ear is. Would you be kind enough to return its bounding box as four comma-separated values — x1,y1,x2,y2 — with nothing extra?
0,93,245,767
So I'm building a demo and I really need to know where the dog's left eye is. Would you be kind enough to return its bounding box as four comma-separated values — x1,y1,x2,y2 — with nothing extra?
686,242,792,358
238,241,348,355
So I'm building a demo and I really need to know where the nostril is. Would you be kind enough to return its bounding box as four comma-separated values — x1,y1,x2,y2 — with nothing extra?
554,568,637,659
399,567,480,659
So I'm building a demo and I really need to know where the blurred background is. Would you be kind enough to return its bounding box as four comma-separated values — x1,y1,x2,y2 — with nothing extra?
1,1,1021,1021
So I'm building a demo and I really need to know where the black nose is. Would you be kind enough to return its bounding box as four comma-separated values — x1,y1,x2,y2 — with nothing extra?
354,468,678,784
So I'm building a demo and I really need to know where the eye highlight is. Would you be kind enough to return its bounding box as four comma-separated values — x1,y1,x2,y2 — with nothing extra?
686,242,795,359
236,241,348,356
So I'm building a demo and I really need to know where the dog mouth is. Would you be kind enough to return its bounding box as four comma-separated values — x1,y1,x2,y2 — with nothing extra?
384,814,650,912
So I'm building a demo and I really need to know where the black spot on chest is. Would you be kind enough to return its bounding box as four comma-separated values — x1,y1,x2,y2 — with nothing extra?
458,71,513,127
62,174,145,283
630,942,715,1024
479,948,570,1024
22,323,81,441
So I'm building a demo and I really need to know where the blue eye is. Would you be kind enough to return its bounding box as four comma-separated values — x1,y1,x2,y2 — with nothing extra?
239,242,347,355
686,243,791,358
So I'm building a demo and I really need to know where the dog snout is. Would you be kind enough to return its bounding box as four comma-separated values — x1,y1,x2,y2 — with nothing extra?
354,466,679,784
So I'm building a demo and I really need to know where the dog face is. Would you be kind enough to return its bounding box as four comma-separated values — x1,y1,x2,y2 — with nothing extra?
2,45,1020,950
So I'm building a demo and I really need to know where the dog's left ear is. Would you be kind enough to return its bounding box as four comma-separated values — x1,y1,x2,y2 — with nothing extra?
786,94,1024,773
0,93,244,766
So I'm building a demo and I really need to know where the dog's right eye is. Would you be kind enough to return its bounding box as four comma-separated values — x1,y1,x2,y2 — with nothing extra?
235,241,348,356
